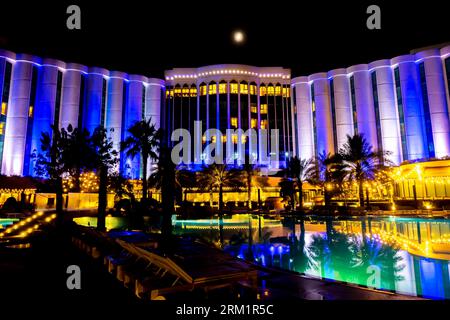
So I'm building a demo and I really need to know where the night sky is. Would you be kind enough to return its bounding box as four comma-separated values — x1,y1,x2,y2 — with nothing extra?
0,0,448,79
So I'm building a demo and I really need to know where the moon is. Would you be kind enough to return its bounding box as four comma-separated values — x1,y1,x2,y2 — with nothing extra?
233,30,245,44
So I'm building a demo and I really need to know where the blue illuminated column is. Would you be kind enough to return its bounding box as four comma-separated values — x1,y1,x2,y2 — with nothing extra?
28,58,66,176
368,60,402,164
59,63,88,130
415,49,450,158
391,55,427,160
121,75,146,179
309,73,335,157
1,54,41,176
0,50,15,172
144,79,164,176
291,77,314,160
346,64,378,149
327,68,354,151
105,71,127,174
82,67,109,135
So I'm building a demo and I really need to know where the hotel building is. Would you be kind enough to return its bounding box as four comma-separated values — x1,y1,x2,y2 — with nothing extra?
0,43,449,179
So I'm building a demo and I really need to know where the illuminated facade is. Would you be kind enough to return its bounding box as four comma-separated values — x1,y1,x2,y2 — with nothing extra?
1,44,450,179
0,50,164,179
164,65,293,169
292,44,450,165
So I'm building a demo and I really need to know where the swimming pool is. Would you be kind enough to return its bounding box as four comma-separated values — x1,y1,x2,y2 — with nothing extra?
173,215,450,299
0,218,19,229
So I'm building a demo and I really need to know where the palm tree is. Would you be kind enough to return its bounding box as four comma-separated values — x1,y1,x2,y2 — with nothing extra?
339,134,391,207
309,152,343,207
287,157,315,210
34,125,76,222
197,164,244,213
197,164,244,246
241,160,258,210
120,118,162,202
90,127,119,231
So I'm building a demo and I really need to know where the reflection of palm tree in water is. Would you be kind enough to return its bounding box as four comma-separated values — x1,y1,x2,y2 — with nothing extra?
309,217,405,289
289,217,313,274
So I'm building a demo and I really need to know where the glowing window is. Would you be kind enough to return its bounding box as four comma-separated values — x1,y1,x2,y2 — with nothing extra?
211,135,217,143
174,87,182,97
282,87,290,98
240,83,248,94
200,85,207,96
28,105,33,117
250,104,257,113
202,135,206,143
208,84,217,95
251,118,257,128
232,134,238,144
260,104,268,114
230,83,238,94
241,135,247,143
260,120,267,129
249,85,257,95
1,102,7,115
182,87,190,97
260,86,267,96
190,87,197,97
267,86,275,96
221,135,227,143
231,117,238,128
219,83,227,94
0,122,4,135
275,85,282,96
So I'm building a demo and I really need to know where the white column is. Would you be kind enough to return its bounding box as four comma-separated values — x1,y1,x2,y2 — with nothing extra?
59,63,88,130
292,76,314,160
369,60,402,164
2,54,40,176
309,73,334,156
105,71,127,168
328,68,354,151
347,64,378,149
415,49,450,158
391,55,427,160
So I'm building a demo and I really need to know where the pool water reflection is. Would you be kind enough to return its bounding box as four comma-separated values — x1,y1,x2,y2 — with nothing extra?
173,215,450,300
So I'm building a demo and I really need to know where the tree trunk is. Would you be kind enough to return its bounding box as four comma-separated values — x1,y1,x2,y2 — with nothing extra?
298,181,303,210
55,176,64,225
359,179,364,207
247,174,252,210
97,166,107,232
219,184,224,246
142,154,148,201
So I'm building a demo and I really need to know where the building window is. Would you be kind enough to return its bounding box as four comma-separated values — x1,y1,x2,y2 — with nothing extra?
232,134,238,144
260,104,268,114
249,84,257,95
189,87,197,97
350,75,358,135
260,119,267,129
251,118,257,128
371,72,384,155
275,85,281,96
174,86,182,97
200,84,207,96
329,78,338,153
28,105,33,117
1,102,6,115
267,85,275,96
250,104,257,114
260,86,267,96
182,86,190,97
394,67,408,160
240,83,248,94
418,62,435,158
219,83,227,94
208,83,217,95
231,117,238,128
0,122,4,135
230,83,238,94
